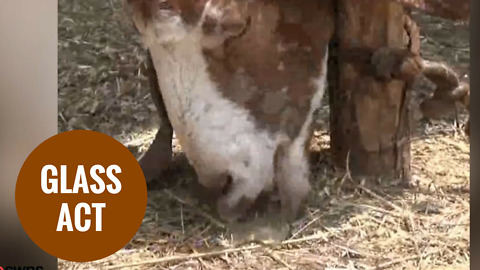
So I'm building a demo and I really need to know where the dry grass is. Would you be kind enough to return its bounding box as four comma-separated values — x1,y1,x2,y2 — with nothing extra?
58,1,470,269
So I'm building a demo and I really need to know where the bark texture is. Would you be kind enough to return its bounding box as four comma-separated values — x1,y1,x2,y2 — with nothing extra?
329,0,422,182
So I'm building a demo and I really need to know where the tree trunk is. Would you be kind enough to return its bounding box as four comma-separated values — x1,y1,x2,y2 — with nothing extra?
328,0,419,183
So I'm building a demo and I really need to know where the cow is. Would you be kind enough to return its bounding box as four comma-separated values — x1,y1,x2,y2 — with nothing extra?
130,0,470,223
127,0,335,222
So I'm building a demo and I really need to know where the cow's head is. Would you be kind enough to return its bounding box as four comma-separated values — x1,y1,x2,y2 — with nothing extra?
126,0,249,47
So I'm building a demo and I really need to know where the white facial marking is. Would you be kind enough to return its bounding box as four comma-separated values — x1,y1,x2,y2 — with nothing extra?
133,9,189,47
149,31,278,207
137,4,328,215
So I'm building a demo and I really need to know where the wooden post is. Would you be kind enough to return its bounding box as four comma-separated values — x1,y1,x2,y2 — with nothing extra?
328,0,419,183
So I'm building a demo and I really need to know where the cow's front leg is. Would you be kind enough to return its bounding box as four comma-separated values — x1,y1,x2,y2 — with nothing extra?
139,50,174,183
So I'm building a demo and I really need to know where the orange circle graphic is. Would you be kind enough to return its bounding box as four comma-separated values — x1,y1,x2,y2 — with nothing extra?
15,130,147,262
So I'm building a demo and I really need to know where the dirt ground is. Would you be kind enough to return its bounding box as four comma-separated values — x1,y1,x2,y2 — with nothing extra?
58,1,470,269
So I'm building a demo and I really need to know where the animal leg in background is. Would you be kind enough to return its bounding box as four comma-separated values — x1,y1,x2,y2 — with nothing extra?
138,50,174,182
419,61,470,134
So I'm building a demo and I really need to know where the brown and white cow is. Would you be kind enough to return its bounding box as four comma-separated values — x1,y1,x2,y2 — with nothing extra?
127,0,334,222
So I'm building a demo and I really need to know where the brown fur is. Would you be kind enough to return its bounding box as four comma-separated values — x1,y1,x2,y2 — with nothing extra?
202,0,334,139
127,0,334,222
